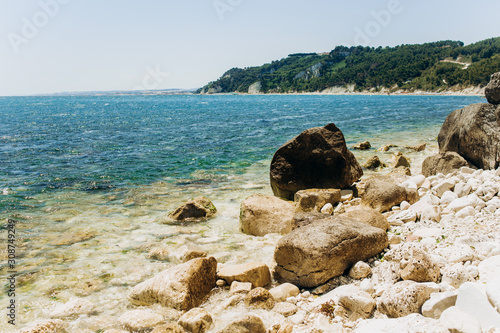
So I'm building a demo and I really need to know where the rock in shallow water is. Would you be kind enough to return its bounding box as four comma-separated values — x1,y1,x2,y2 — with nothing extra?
274,215,387,288
169,196,217,221
128,257,217,311
270,123,363,200
118,309,165,332
217,314,266,333
218,262,271,288
178,308,213,333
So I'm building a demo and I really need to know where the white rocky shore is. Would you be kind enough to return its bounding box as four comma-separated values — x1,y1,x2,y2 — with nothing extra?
20,165,500,333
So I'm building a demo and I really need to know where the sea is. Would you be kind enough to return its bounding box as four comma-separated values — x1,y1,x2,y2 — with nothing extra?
0,94,485,331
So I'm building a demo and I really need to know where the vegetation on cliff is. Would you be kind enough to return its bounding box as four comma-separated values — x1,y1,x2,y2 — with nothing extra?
199,37,500,94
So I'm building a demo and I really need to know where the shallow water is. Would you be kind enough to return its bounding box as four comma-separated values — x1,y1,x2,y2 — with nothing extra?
0,94,484,331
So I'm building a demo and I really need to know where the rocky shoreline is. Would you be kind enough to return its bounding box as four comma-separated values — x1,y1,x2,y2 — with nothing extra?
18,75,500,333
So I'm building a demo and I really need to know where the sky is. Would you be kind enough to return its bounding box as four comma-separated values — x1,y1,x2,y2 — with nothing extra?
0,0,499,96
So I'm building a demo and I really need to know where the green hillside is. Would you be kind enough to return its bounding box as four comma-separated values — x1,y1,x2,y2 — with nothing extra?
198,37,500,94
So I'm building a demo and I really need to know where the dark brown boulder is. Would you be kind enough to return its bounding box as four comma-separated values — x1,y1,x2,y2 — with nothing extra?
485,72,500,105
274,215,388,288
438,103,500,170
270,123,363,200
422,152,471,177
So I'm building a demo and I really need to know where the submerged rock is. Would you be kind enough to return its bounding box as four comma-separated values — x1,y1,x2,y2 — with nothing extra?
270,123,363,200
19,320,67,333
274,215,387,288
169,196,217,221
239,193,294,236
128,257,217,311
352,141,371,150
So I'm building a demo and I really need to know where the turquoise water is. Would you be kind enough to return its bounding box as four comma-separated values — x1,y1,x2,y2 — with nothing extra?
0,94,484,217
0,94,486,330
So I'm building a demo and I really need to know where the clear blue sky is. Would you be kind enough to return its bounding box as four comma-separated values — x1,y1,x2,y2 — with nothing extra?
0,0,499,96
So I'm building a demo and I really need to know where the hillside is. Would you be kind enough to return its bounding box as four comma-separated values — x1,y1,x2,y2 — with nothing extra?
198,37,500,94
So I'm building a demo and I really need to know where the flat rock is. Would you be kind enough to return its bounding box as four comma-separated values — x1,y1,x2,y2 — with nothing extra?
230,281,252,294
128,257,217,311
273,302,298,317
218,262,271,288
239,194,295,236
340,205,389,231
50,298,94,318
216,314,266,333
355,313,448,333
270,123,363,200
478,255,500,283
118,309,164,332
274,215,388,288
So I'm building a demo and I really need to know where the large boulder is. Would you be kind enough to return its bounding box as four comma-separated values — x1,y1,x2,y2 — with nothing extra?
128,257,217,311
422,152,470,177
485,72,500,105
270,123,363,200
274,215,388,288
361,175,418,212
169,197,217,221
340,205,389,231
438,103,500,170
239,194,294,236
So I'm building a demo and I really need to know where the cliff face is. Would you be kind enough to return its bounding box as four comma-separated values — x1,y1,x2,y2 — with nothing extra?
198,37,500,94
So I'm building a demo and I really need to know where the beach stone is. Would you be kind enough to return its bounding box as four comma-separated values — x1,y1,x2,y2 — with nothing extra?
448,194,485,212
294,188,341,213
178,308,213,333
440,190,458,206
348,261,372,279
422,152,470,177
438,103,500,170
118,309,165,332
174,244,207,263
50,229,97,246
19,320,67,333
355,313,448,333
456,282,500,331
391,154,411,168
388,209,417,224
455,206,476,219
230,281,252,294
413,228,444,239
217,314,266,333
486,277,500,314
421,290,458,319
50,298,94,318
147,246,170,261
440,244,475,264
273,302,298,317
408,193,441,222
433,179,455,198
270,123,363,200
407,143,427,152
320,203,333,215
400,246,441,283
376,144,397,152
485,72,500,105
151,323,185,333
169,196,216,221
239,193,294,236
439,306,481,333
454,183,472,198
340,205,389,230
361,175,416,212
269,283,300,302
218,262,271,288
244,287,275,309
353,141,371,150
340,189,353,202
128,257,217,311
274,215,388,288
363,155,385,169
338,291,376,320
377,281,436,318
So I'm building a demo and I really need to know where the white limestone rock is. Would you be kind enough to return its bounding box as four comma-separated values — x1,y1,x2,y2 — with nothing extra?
433,179,455,198
421,290,458,319
454,182,472,198
118,310,164,332
455,282,500,331
51,298,94,318
269,283,300,302
377,281,436,317
229,281,252,294
439,306,481,333
355,313,448,333
178,308,213,333
441,263,471,289
478,255,500,283
486,277,500,314
348,261,372,280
